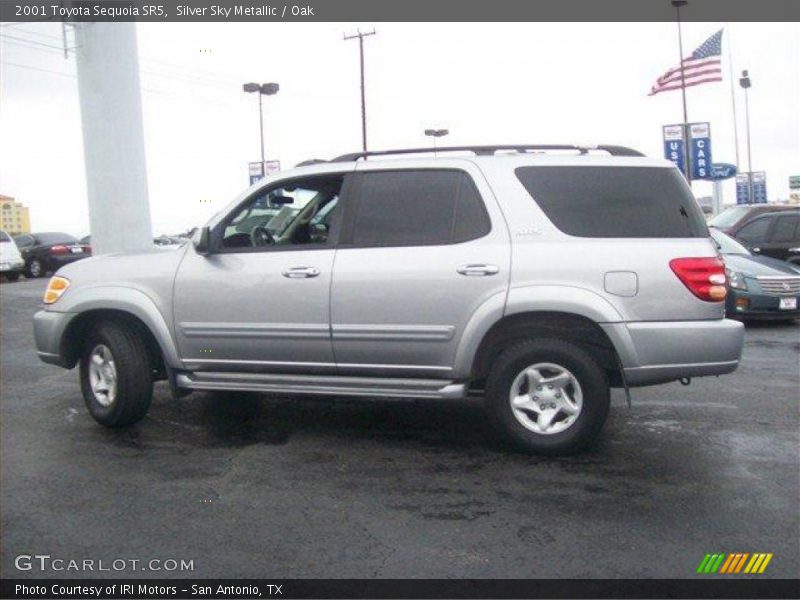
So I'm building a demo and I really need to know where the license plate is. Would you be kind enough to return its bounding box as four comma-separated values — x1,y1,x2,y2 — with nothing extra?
70,247,83,254
779,297,797,310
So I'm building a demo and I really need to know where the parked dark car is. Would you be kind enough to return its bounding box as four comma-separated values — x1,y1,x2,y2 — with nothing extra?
711,228,800,320
708,204,798,236
723,209,800,264
14,232,92,278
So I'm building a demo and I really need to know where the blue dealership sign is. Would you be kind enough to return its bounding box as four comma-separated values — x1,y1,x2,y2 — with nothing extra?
736,174,751,204
736,171,768,204
688,122,712,180
709,162,737,180
662,124,686,175
752,171,768,203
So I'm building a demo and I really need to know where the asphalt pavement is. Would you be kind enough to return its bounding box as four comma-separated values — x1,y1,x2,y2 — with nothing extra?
1,278,798,579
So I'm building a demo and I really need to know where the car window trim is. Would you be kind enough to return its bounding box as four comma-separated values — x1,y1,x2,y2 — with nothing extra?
337,167,493,249
210,172,353,255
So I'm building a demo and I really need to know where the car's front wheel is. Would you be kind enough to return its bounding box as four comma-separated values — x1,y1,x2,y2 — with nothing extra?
485,338,610,455
79,320,154,427
5,272,20,282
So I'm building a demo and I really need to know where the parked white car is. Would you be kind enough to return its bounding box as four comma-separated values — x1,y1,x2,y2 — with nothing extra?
0,230,25,281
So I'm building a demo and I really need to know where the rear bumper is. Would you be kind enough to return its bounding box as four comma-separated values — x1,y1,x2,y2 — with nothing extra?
602,318,745,387
50,253,90,269
0,260,24,272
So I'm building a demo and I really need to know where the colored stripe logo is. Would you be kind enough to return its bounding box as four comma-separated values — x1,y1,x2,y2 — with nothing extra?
697,553,773,574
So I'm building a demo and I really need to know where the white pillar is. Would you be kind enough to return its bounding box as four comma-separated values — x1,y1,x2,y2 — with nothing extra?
75,23,153,255
712,180,724,216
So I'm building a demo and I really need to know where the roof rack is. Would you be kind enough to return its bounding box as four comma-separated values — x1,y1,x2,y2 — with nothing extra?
331,144,644,162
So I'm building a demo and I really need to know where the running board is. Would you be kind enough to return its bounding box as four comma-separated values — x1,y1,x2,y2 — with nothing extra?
175,371,468,400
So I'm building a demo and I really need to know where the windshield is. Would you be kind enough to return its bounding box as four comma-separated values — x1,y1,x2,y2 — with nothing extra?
708,206,750,229
710,228,750,255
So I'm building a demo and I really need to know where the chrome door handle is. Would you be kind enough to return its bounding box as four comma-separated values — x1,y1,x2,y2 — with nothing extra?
457,263,500,276
282,266,320,278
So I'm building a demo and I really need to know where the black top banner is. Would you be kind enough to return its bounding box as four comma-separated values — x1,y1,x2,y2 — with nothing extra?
1,0,799,22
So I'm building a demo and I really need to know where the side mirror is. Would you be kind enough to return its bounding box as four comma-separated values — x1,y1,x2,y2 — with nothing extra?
193,226,211,255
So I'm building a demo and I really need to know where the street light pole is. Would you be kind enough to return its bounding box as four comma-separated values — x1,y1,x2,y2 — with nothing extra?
424,129,449,156
243,82,279,177
258,93,265,170
344,29,376,152
672,0,692,182
739,70,754,203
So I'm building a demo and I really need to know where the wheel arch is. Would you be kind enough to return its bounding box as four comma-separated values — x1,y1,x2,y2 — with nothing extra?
56,287,181,373
466,311,624,387
453,285,626,382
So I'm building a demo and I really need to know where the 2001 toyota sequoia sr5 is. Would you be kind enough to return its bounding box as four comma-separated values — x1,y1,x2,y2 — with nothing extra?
33,144,745,454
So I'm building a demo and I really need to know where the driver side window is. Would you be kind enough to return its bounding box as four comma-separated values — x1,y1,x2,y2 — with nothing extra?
220,175,344,251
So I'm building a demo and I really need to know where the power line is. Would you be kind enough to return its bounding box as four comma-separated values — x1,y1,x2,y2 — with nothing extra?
1,60,235,106
0,38,66,55
0,33,67,51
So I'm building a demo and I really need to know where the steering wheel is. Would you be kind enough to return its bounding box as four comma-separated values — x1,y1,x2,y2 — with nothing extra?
251,225,276,247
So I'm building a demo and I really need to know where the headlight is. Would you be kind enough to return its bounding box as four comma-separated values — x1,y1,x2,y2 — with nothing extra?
43,276,70,304
726,268,747,291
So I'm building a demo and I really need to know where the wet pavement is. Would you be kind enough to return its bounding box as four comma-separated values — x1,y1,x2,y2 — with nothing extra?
2,279,798,578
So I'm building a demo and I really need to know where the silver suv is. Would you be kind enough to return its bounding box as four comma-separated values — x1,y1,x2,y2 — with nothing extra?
33,145,745,454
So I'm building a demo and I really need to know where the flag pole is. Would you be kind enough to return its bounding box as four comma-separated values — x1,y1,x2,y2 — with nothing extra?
672,0,692,183
726,25,741,170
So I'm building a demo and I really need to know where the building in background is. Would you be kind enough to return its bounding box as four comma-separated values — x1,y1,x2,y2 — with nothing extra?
0,195,31,235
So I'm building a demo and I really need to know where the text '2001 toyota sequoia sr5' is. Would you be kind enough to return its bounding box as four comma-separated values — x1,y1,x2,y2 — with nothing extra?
33,145,745,454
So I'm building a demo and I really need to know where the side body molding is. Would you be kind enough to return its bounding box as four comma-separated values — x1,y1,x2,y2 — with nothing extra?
452,285,626,379
54,285,183,369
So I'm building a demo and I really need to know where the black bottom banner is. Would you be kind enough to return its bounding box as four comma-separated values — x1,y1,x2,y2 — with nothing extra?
2,579,799,599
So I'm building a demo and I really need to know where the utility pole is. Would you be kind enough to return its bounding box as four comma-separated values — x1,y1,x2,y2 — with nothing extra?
726,25,741,171
74,23,153,255
344,29,376,152
672,0,692,183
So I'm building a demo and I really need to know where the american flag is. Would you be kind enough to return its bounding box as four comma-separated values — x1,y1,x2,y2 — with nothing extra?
649,29,723,96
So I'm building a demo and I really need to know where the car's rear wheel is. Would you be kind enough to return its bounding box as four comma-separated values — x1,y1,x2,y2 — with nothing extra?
80,320,153,427
485,338,610,455
5,272,20,282
25,258,44,278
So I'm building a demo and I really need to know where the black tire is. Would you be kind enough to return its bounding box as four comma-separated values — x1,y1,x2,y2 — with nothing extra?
485,338,610,455
5,272,20,282
79,320,154,427
25,258,44,278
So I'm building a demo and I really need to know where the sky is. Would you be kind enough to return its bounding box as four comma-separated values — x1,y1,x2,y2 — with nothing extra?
0,21,798,237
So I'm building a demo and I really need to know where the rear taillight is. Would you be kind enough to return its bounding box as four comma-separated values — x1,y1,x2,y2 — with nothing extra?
669,257,727,302
83,245,92,254
50,245,69,255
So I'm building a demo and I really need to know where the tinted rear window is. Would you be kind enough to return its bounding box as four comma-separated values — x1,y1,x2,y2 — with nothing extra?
770,215,799,243
346,170,491,247
36,232,79,245
0,231,10,242
515,166,707,238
